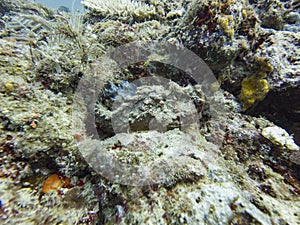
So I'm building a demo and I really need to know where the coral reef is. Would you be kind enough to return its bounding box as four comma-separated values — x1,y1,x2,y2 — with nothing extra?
95,80,204,139
176,0,257,71
0,0,299,224
247,30,300,144
82,0,187,24
82,0,157,22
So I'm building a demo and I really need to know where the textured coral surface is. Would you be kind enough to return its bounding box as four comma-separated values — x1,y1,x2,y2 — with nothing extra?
0,0,299,224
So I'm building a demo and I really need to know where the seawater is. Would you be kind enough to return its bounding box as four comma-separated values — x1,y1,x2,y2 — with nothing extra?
31,0,84,12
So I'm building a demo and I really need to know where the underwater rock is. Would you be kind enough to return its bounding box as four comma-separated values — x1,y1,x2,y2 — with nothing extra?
247,30,300,145
1,0,300,224
250,0,300,30
96,80,204,138
177,0,258,71
86,123,300,225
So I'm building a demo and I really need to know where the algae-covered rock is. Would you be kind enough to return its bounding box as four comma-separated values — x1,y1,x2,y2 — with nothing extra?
247,30,300,144
177,0,258,71
249,0,300,31
95,80,204,139
1,0,300,224
83,119,300,225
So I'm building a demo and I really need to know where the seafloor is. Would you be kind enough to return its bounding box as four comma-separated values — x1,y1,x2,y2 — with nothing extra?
0,0,300,224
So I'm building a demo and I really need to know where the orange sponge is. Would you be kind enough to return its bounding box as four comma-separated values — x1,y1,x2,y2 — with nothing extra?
42,174,64,194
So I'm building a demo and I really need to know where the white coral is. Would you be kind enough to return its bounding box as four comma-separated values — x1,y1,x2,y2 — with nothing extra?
81,0,156,21
262,126,299,151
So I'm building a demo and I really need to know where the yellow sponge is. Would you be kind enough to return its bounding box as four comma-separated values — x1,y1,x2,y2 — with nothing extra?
239,75,269,111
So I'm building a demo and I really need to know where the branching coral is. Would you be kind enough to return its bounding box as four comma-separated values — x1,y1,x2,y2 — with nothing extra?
4,9,105,93
81,0,157,22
